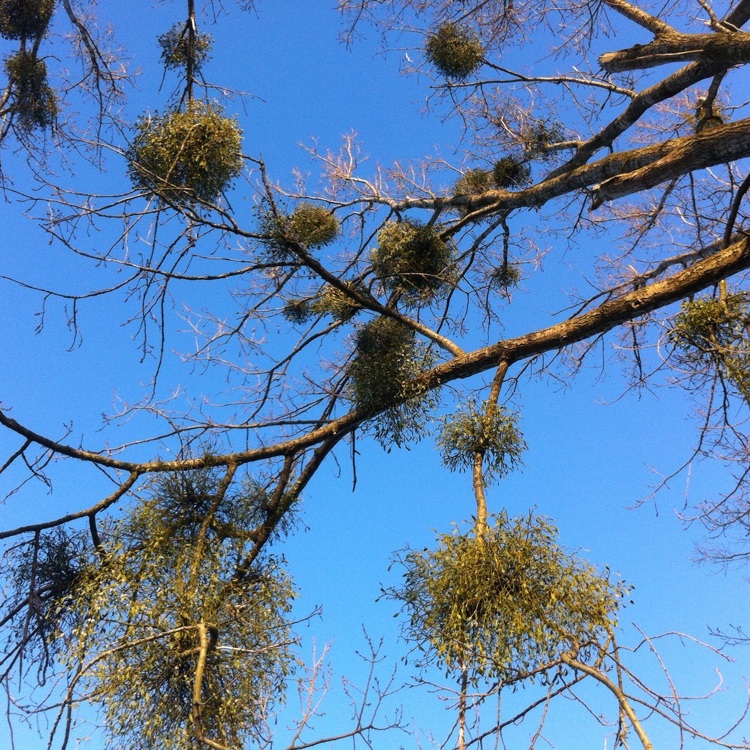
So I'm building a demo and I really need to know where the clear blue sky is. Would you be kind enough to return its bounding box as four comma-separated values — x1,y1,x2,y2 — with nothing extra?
1,1,749,748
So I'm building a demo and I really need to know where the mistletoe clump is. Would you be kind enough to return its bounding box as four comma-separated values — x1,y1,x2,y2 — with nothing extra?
72,467,298,750
285,203,340,247
158,22,213,71
262,203,340,259
310,283,363,321
387,513,626,684
521,120,565,159
127,102,243,205
669,294,750,400
372,220,454,306
283,283,362,325
490,262,522,289
425,22,484,80
350,317,421,410
492,156,532,188
5,528,90,668
453,158,530,209
350,317,434,445
282,298,313,325
0,0,54,40
438,400,526,483
4,51,57,131
453,168,494,196
670,295,749,351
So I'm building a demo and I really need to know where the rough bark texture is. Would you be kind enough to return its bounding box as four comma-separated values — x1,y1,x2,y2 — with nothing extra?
600,31,750,73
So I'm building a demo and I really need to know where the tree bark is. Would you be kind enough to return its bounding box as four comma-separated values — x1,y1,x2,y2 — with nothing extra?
592,118,750,204
600,31,750,73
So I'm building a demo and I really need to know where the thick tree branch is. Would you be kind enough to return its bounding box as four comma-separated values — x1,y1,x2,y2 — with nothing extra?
592,119,750,204
2,236,748,506
427,234,750,383
600,30,750,73
602,0,677,36
397,118,750,215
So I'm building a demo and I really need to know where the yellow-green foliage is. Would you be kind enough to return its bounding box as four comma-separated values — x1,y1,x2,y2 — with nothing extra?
454,168,494,196
490,262,522,289
283,283,362,324
282,298,313,325
438,400,525,483
388,513,625,684
454,159,530,200
4,51,57,131
158,22,213,71
670,293,750,400
425,22,484,80
350,317,434,446
127,102,243,205
350,317,420,410
372,220,454,306
16,468,299,750
311,283,362,321
285,203,340,247
670,295,748,351
262,203,340,258
0,0,54,40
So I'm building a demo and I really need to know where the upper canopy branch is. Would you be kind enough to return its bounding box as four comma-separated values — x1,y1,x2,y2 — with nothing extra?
600,30,750,73
591,118,750,204
393,117,750,217
550,0,750,175
601,0,677,37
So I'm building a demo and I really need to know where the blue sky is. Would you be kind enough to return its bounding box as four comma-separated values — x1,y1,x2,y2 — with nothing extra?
1,1,749,748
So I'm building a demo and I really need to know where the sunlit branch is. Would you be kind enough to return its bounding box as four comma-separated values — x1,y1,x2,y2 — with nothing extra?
475,64,636,98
